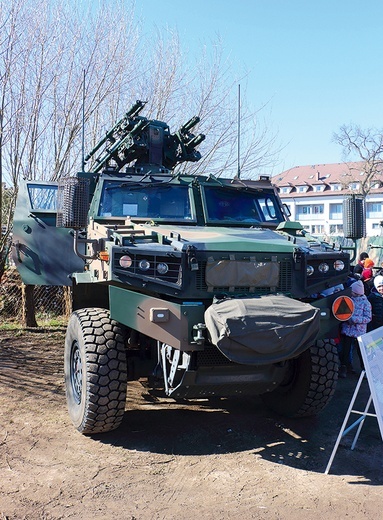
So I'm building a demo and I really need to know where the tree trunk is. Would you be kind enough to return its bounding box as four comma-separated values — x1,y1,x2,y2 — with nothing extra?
22,284,38,327
63,286,72,319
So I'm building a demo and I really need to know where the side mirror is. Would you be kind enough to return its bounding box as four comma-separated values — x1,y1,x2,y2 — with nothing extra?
283,203,291,218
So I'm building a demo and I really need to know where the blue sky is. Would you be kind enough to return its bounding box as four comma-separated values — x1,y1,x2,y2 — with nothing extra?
136,0,383,171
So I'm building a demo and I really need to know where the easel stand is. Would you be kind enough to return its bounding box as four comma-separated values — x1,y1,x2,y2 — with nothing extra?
325,370,376,474
326,327,383,474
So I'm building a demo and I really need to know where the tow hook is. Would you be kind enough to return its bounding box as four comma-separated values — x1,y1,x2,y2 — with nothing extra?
193,323,206,345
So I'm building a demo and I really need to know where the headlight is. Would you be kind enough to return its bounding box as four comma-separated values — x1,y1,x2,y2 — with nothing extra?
119,255,132,268
334,260,345,271
138,259,151,271
318,262,329,273
307,265,314,276
157,262,169,275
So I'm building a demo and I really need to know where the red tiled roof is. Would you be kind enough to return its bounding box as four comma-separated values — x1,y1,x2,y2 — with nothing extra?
272,162,364,186
271,161,383,196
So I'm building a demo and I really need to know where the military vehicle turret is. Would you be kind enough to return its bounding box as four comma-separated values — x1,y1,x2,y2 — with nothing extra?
12,101,351,434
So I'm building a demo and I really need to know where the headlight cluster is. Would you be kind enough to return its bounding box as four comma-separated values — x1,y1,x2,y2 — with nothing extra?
119,255,169,275
306,260,345,276
119,255,132,268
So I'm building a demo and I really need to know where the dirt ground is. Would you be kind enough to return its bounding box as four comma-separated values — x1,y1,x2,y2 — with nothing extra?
0,329,383,520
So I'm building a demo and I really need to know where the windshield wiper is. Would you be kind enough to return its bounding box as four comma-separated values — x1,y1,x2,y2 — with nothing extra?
106,178,178,192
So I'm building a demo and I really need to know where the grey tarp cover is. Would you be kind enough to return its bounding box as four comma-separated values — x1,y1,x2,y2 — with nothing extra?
204,294,320,365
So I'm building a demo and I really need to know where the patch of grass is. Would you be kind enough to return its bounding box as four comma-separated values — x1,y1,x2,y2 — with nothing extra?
0,316,68,330
0,321,23,331
36,316,68,328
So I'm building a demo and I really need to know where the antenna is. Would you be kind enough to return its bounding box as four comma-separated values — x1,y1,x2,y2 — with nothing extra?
237,84,241,179
81,69,86,171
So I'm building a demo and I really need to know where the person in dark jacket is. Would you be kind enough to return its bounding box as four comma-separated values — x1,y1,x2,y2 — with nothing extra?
367,275,383,331
353,251,369,278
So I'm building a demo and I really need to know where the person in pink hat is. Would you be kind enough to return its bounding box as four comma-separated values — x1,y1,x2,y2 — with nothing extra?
361,258,375,296
339,280,372,378
361,258,374,279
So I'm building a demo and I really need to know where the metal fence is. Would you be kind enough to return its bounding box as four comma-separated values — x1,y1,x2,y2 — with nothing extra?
0,268,69,324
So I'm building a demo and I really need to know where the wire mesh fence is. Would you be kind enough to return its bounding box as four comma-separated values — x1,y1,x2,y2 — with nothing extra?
0,268,70,325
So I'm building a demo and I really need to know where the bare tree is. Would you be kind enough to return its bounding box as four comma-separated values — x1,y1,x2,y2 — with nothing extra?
0,0,25,277
0,0,141,324
1,0,281,287
333,124,383,196
2,0,280,184
122,30,281,179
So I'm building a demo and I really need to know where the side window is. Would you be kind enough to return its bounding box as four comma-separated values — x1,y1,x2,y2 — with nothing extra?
257,196,279,221
28,184,58,211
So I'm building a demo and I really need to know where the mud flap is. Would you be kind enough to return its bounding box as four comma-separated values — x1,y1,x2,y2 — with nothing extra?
204,294,320,365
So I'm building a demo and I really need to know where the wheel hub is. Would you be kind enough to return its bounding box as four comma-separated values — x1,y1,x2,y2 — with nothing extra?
70,341,82,404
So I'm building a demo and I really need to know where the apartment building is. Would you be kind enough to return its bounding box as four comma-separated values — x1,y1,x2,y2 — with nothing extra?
271,162,383,237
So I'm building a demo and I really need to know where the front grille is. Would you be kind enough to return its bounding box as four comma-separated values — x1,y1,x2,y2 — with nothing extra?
196,260,292,293
114,252,182,285
279,260,292,291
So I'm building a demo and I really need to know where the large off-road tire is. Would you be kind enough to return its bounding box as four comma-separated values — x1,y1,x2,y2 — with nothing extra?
260,339,339,418
64,308,127,434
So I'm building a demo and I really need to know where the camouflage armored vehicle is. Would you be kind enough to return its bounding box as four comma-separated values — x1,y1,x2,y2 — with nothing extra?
12,100,351,434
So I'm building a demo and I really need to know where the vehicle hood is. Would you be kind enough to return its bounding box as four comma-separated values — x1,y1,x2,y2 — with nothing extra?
143,224,296,253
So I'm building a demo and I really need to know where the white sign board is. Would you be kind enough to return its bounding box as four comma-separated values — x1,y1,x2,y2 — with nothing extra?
358,326,383,440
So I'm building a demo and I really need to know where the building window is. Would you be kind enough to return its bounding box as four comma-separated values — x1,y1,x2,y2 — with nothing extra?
297,186,308,193
366,202,382,218
331,184,341,191
296,205,310,215
330,224,343,234
329,203,342,219
296,204,324,217
311,224,324,235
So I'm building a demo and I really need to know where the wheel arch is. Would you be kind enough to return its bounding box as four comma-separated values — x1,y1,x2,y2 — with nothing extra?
72,282,109,312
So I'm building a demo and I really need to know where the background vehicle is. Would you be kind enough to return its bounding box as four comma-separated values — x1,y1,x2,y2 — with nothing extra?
12,101,351,434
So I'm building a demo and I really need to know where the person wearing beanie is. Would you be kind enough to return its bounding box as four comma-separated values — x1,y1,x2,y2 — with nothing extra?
361,258,374,277
361,258,375,296
367,275,383,332
339,280,372,378
350,280,364,294
374,275,383,289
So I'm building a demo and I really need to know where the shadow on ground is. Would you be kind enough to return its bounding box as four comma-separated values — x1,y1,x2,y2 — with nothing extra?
94,375,383,484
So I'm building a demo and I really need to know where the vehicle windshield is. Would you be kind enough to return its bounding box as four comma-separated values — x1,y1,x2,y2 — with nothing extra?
202,186,283,225
98,181,194,220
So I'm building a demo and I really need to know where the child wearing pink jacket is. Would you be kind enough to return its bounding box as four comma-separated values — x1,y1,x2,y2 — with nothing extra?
339,280,372,378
